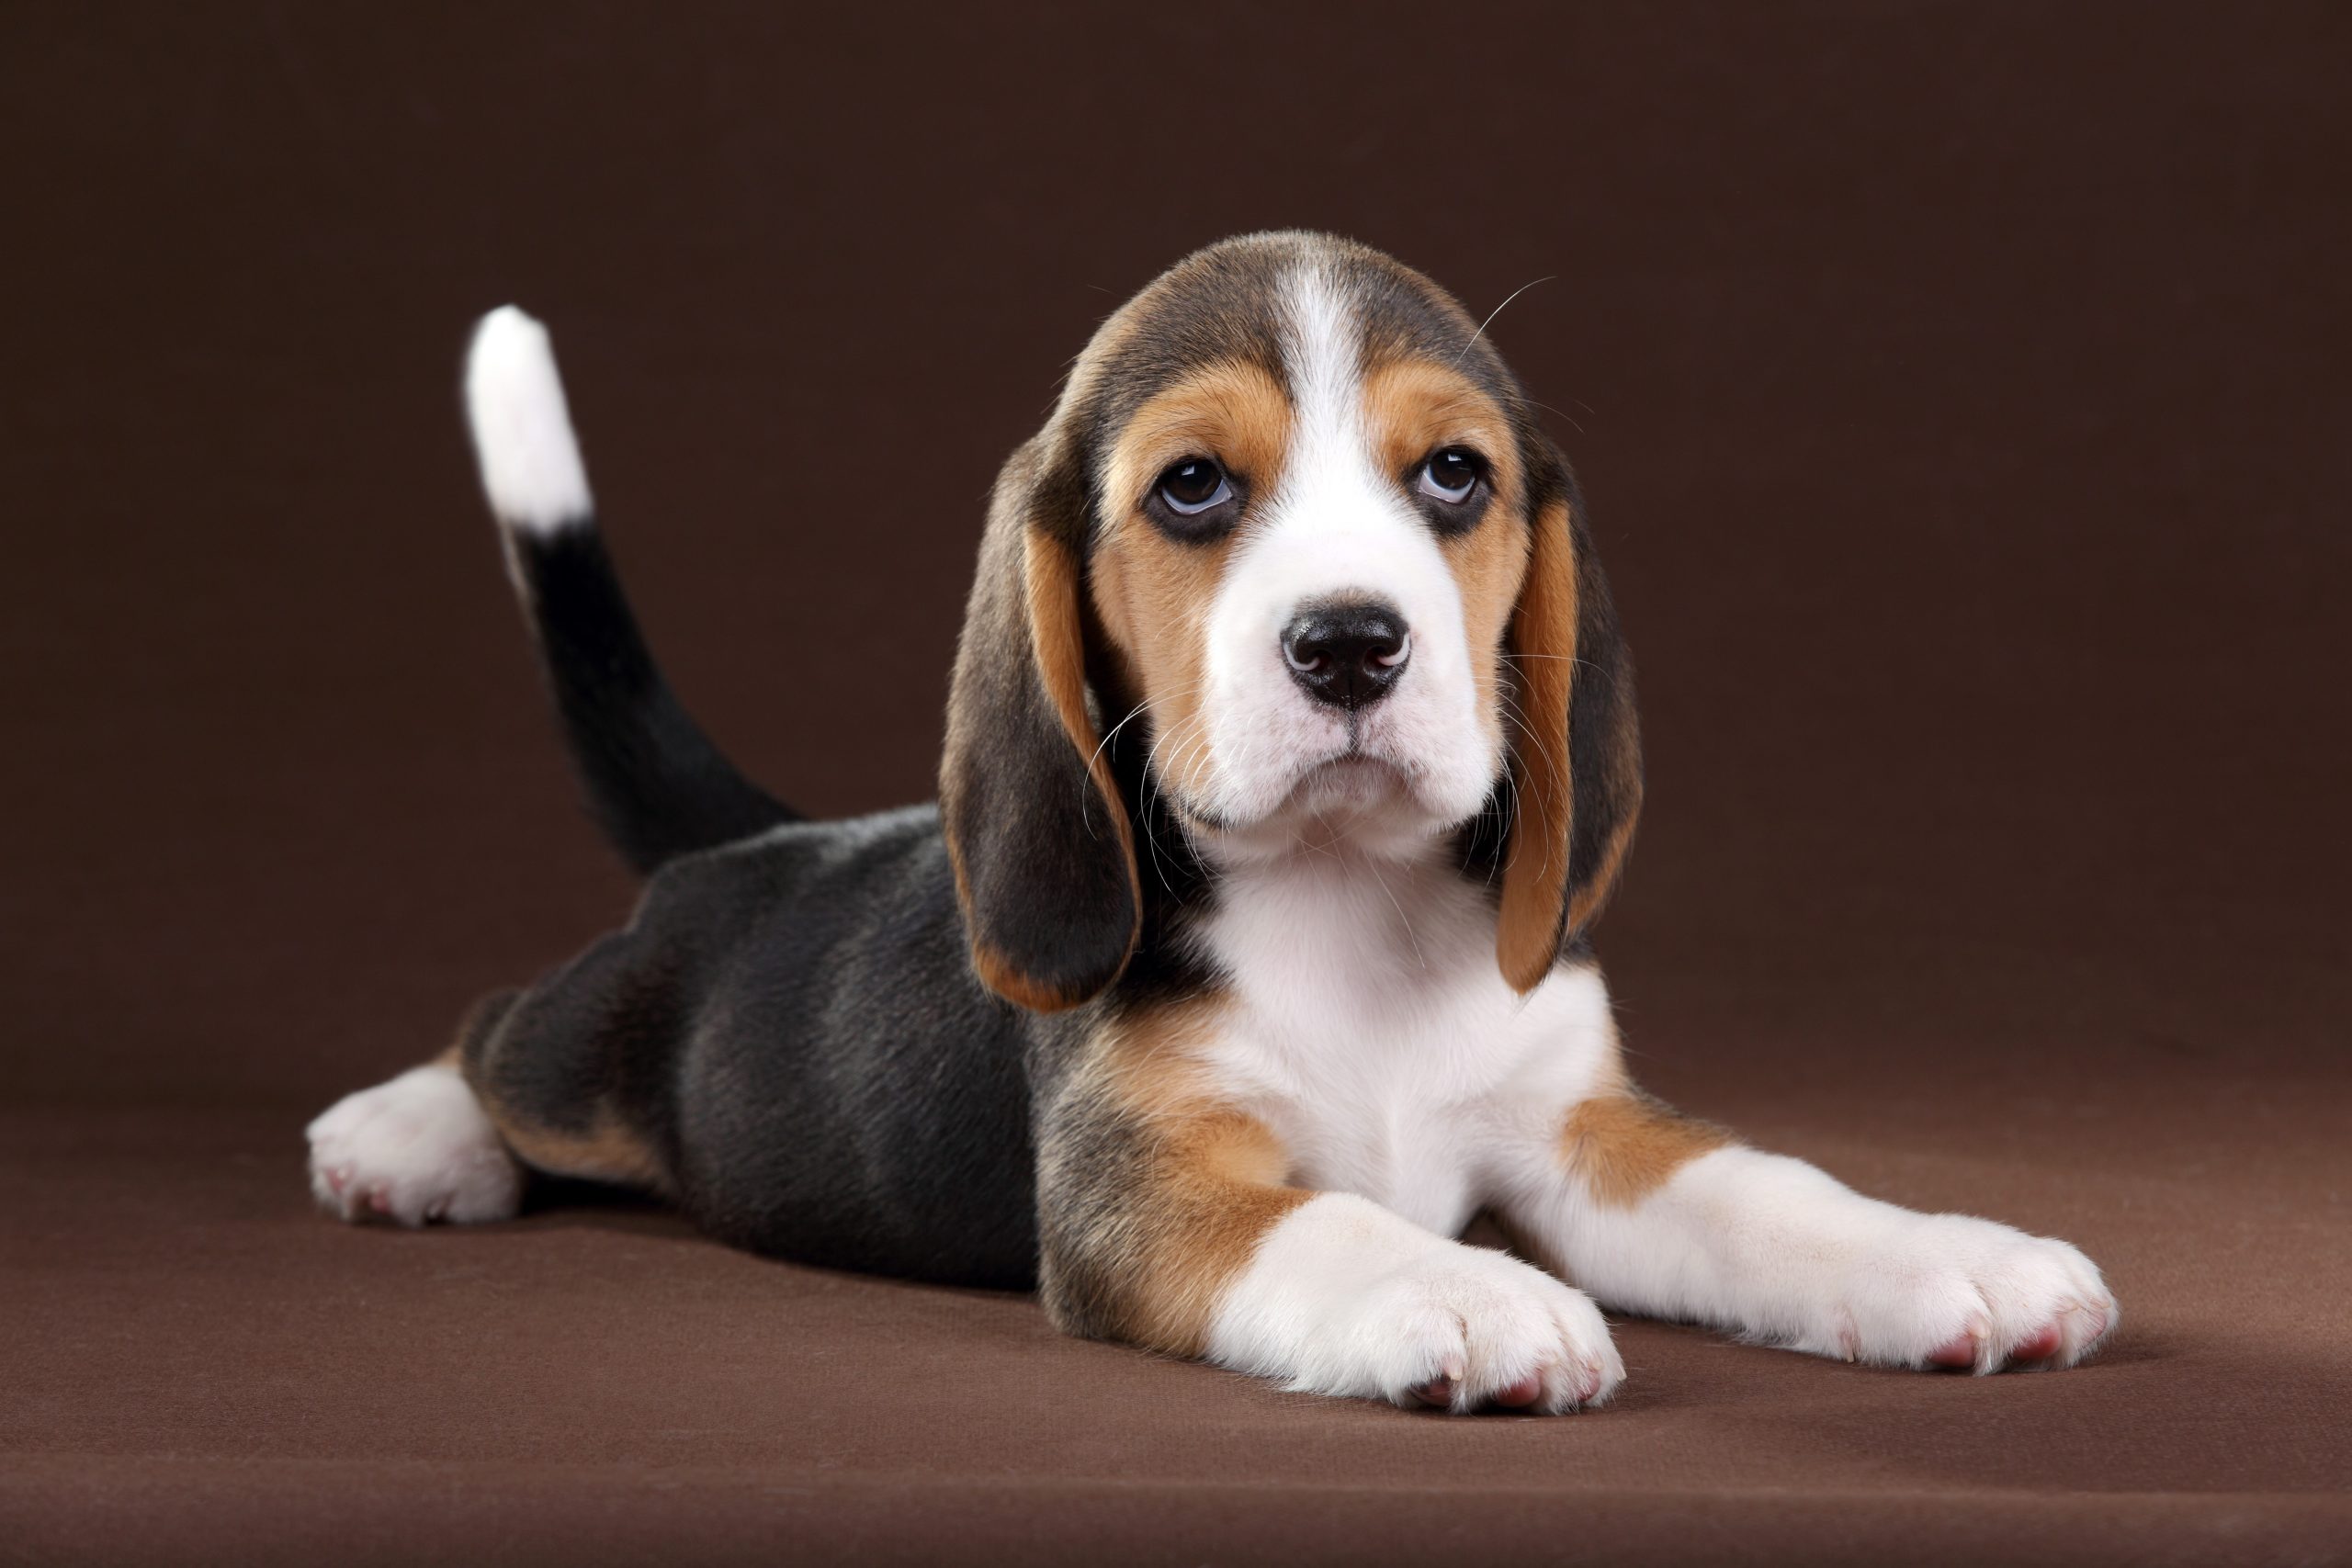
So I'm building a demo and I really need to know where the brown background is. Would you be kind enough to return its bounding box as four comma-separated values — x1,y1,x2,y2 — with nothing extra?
4,3,2347,1563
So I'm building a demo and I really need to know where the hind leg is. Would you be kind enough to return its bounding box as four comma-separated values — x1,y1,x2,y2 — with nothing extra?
307,1051,525,1226
307,976,674,1226
307,992,531,1226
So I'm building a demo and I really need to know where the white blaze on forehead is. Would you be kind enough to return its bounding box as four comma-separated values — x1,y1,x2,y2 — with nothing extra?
1192,261,1497,835
1280,260,1364,467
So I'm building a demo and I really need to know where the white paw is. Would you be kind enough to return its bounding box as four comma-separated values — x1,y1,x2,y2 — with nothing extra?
1208,1194,1623,1414
1803,1214,2119,1374
1339,1244,1624,1413
305,1064,522,1227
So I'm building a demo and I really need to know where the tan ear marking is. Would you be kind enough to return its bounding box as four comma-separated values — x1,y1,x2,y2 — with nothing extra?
939,442,1145,1012
968,937,1096,1015
1026,525,1141,884
1497,499,1580,991
987,523,1142,1011
1025,529,1109,786
1566,811,1639,936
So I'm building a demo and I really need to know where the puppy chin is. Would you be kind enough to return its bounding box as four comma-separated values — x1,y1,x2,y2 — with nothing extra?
1295,755,1408,813
1204,754,1464,863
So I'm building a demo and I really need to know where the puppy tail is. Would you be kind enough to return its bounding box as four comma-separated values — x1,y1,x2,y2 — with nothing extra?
463,306,796,876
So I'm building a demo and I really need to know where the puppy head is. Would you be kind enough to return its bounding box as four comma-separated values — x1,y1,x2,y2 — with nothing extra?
942,233,1641,1010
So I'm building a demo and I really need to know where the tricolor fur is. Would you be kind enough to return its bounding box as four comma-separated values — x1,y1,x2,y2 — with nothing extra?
308,235,2117,1412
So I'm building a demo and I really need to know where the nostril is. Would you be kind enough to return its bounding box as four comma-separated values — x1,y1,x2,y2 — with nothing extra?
1280,599,1412,708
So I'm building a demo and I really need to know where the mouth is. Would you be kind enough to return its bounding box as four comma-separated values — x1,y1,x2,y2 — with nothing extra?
1160,749,1418,835
1257,746,1438,833
1293,751,1408,807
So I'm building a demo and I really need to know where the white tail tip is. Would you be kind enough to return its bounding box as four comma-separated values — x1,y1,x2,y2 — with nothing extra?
465,306,593,535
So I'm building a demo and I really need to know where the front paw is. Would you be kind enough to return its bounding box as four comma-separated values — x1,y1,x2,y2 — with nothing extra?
1810,1215,2118,1374
1209,1197,1623,1414
1350,1244,1624,1413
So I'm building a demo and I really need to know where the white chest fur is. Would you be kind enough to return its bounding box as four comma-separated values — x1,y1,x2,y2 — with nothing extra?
1193,852,1620,1236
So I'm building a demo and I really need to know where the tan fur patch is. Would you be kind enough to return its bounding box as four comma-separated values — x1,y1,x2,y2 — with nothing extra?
1360,358,1522,502
1560,1091,1733,1208
1566,809,1640,936
1497,499,1580,990
1090,360,1293,806
494,1110,671,1194
1113,1109,1306,1356
1041,999,1309,1357
1028,525,1134,847
968,522,1143,1012
1363,358,1531,746
442,992,670,1195
1362,360,1581,990
967,939,1074,1016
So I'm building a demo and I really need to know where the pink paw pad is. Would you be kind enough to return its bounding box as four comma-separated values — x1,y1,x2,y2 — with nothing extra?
1927,1334,1980,1371
1491,1372,1545,1409
1410,1361,1464,1408
1409,1379,1454,1408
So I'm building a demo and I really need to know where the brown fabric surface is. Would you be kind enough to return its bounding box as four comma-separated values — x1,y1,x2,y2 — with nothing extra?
4,3,2347,1563
6,1108,2348,1566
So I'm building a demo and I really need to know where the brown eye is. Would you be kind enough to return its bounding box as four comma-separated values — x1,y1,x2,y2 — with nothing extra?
1157,457,1232,515
1419,448,1482,503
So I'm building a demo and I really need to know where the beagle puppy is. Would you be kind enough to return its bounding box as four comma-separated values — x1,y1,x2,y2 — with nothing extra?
308,232,2117,1412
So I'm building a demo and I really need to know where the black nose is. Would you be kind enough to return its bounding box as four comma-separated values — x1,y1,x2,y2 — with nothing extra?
1281,599,1411,710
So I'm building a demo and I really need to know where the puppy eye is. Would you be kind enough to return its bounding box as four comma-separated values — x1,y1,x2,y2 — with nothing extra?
1157,457,1232,516
1419,448,1483,503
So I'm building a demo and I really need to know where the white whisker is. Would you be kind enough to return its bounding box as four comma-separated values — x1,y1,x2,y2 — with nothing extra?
1456,276,1554,367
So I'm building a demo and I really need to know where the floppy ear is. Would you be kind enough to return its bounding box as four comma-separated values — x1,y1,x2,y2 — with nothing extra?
1496,474,1645,991
940,440,1143,1011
